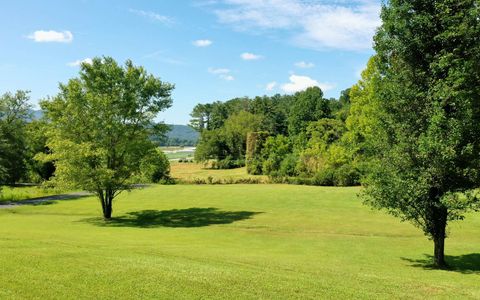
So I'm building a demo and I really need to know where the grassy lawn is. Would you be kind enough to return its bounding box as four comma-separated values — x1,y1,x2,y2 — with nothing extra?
0,184,479,299
0,185,68,203
170,162,267,182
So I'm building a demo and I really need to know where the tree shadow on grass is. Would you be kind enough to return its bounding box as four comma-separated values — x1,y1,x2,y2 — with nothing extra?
401,253,480,274
84,207,262,228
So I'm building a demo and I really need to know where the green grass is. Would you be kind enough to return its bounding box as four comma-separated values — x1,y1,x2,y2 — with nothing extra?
164,151,194,160
0,185,479,299
170,162,267,182
0,185,68,203
161,146,195,160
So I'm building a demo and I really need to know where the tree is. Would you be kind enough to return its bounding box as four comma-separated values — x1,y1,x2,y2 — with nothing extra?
194,129,228,162
25,119,55,182
140,148,170,183
343,56,383,163
0,90,32,184
364,0,480,268
288,86,331,136
40,57,173,219
189,103,212,132
223,111,263,160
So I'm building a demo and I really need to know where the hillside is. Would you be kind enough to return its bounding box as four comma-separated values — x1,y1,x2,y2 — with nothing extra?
165,124,199,144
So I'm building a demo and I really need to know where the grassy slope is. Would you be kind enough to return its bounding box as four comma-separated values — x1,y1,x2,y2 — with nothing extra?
0,185,479,299
170,163,267,182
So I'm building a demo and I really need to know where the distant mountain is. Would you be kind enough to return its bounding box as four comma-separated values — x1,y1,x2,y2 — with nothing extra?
31,110,43,120
161,124,199,146
166,124,199,142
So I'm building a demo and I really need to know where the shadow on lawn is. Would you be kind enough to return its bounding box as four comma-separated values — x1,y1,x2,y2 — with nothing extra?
401,253,480,274
84,207,261,228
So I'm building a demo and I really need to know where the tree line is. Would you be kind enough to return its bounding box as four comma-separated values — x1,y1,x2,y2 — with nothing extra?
190,85,356,184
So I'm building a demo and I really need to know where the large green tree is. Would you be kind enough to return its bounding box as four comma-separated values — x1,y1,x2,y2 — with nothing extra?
0,90,32,184
364,0,480,267
40,57,173,219
288,87,331,136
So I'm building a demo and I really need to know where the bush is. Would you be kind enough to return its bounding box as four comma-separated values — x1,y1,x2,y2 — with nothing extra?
140,148,171,183
279,154,298,177
212,156,245,169
312,168,335,186
246,159,263,175
332,164,360,186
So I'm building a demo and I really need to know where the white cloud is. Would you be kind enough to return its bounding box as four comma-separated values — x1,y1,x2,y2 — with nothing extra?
27,30,73,43
67,58,93,67
209,67,234,81
220,74,235,81
208,67,230,74
241,52,262,60
129,9,173,25
294,61,314,68
193,39,213,47
213,0,380,51
266,81,277,91
281,74,334,93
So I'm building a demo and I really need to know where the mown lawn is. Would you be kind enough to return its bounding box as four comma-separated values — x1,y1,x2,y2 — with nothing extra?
0,185,479,299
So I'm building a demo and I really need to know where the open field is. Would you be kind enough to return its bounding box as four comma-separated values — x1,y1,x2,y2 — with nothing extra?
170,162,267,182
0,184,479,299
0,185,68,203
161,147,195,160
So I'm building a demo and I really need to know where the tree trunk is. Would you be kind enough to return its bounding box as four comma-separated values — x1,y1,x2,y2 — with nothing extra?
98,189,113,220
433,234,446,268
431,202,448,268
103,200,112,219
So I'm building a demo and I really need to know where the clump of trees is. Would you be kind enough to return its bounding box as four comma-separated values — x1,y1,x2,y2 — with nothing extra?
190,86,359,185
0,91,55,186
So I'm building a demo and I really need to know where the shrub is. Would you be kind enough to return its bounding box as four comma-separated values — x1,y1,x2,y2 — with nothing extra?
279,154,298,177
312,168,335,186
140,148,171,183
213,156,245,169
333,164,360,186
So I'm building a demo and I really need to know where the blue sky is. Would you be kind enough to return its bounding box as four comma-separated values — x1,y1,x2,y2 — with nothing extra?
0,0,380,125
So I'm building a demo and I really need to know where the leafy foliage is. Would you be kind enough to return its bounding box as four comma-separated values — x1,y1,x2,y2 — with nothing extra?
139,148,171,183
363,0,480,267
0,90,32,184
40,57,174,218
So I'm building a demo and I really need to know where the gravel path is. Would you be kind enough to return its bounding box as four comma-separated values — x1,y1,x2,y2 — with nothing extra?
0,192,92,209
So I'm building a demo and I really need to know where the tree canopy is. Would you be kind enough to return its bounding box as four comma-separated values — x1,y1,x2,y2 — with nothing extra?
0,90,32,184
363,0,480,268
40,57,174,219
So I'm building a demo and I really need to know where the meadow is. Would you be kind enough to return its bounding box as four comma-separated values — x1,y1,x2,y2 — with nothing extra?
1,184,479,299
161,147,195,160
